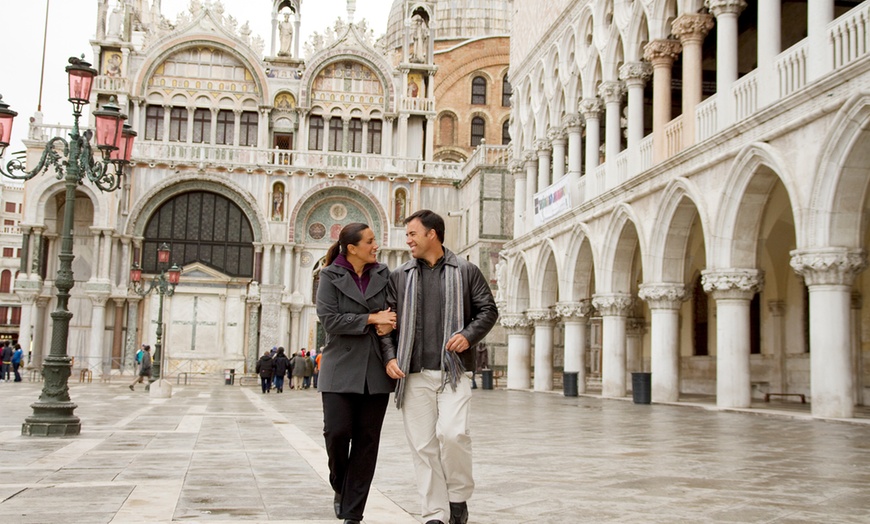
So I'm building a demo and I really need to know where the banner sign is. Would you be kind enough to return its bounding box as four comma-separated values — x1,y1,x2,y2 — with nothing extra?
533,176,571,227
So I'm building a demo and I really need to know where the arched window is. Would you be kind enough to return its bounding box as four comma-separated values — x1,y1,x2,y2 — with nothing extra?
471,117,485,147
502,76,512,106
192,108,211,143
144,105,165,140
502,121,511,145
215,110,234,145
239,111,258,147
471,76,487,105
142,191,255,277
308,115,324,150
0,270,10,293
439,114,455,146
168,107,188,142
328,117,343,151
367,120,382,154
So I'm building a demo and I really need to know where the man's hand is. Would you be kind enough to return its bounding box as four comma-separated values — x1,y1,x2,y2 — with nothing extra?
376,324,393,336
445,333,470,353
385,358,405,379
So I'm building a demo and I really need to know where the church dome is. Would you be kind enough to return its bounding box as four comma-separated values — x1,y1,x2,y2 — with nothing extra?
383,0,513,51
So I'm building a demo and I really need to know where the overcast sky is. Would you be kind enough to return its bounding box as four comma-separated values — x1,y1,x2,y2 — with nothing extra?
3,0,393,155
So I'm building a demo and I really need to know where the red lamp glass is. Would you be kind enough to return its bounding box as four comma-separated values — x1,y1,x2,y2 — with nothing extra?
157,243,171,264
65,56,97,114
93,97,126,158
167,264,181,285
0,95,17,158
130,264,142,283
110,124,137,163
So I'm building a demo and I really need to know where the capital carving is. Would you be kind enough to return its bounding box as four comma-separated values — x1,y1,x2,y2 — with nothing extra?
790,248,867,287
500,313,534,334
508,158,525,175
579,98,602,119
643,39,683,66
534,139,551,155
591,293,634,316
563,113,583,131
598,81,625,103
638,283,688,310
555,300,593,320
701,269,764,299
671,13,715,45
618,62,653,86
705,0,748,17
527,308,558,326
522,149,537,164
547,127,566,142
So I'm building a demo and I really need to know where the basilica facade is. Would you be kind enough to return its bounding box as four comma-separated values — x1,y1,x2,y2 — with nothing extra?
503,0,870,418
15,0,512,377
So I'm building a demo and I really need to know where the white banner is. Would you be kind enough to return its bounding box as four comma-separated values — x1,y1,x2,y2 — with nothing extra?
533,176,571,227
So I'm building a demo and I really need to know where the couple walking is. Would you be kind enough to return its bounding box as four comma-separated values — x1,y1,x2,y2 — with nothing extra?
316,210,498,524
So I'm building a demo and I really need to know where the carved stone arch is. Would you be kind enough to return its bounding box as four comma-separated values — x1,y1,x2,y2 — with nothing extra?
288,181,388,246
646,0,679,40
508,254,532,313
529,239,561,308
809,93,870,249
599,203,647,293
582,49,603,98
125,173,267,243
650,177,711,284
600,30,626,81
31,179,104,227
300,53,395,112
713,142,799,268
622,0,651,61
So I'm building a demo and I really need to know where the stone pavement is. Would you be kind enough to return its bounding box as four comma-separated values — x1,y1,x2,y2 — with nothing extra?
0,379,869,523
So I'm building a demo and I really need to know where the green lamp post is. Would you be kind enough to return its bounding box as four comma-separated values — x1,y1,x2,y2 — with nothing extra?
0,56,136,436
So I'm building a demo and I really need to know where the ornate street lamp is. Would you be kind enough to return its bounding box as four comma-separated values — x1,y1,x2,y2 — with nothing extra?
130,243,181,383
0,56,135,437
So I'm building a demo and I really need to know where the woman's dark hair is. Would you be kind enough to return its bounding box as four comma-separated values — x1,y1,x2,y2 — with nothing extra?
404,209,445,243
325,222,371,265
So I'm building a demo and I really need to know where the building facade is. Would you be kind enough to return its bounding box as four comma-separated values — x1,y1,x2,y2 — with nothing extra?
16,0,512,377
502,0,870,418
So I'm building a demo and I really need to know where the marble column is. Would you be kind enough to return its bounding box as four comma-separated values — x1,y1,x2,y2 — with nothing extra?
639,283,689,402
88,295,109,374
557,301,593,393
756,0,781,105
535,139,552,191
425,115,435,161
510,160,526,237
643,39,682,162
851,293,864,406
618,62,652,155
124,298,141,370
701,268,764,409
807,0,834,81
791,248,867,418
523,149,538,229
672,13,714,146
17,294,36,364
598,81,625,186
549,128,567,182
767,300,787,394
626,317,647,376
112,298,125,370
580,98,602,175
501,313,534,390
707,0,747,128
32,297,49,369
564,113,583,176
528,308,558,391
592,293,634,398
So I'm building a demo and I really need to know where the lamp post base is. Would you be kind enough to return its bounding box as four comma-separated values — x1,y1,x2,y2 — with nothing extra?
21,401,81,436
149,378,173,398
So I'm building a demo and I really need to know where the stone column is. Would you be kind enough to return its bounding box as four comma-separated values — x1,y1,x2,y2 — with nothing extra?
162,104,171,143
672,13,714,146
580,98,602,175
557,301,593,393
262,244,273,285
626,317,647,377
112,298,125,370
90,228,103,281
701,268,764,409
383,116,394,157
639,283,689,402
186,105,196,144
643,39,682,162
88,295,109,374
19,227,30,278
32,297,49,369
791,248,867,418
510,160,526,237
528,308,558,391
598,81,625,185
290,300,303,354
706,0,747,129
767,300,787,394
100,229,113,282
425,115,435,161
618,62,652,159
523,149,538,229
535,139,552,191
209,108,219,145
564,113,583,176
398,115,409,157
501,314,533,390
342,116,351,153
592,293,634,398
17,294,36,364
124,297,140,370
233,109,243,147
549,128,567,182
756,0,781,105
852,293,864,405
807,0,834,81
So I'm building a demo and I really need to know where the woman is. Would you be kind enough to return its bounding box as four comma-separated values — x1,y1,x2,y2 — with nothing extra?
256,351,274,394
316,223,396,524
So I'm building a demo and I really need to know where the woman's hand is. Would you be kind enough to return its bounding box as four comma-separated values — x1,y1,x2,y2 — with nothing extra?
368,308,397,327
376,324,394,336
385,358,405,379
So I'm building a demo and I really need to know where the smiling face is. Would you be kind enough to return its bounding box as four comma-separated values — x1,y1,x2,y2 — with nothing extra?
405,218,441,264
346,227,378,267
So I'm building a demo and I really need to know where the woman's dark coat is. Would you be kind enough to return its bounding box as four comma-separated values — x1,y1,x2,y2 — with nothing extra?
315,262,394,394
273,352,291,377
256,355,274,379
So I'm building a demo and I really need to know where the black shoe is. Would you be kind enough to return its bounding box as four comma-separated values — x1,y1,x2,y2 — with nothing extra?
343,521,361,524
334,492,342,518
449,501,468,524
425,521,445,524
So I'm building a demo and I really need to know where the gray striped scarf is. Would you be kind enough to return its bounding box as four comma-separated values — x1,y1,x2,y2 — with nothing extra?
394,261,465,409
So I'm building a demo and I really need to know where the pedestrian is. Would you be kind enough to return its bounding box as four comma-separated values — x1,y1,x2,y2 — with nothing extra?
273,347,290,393
256,351,274,393
316,222,397,524
0,342,11,381
303,349,315,388
11,343,23,382
270,346,279,389
382,210,498,524
290,349,307,391
313,347,323,388
129,345,152,390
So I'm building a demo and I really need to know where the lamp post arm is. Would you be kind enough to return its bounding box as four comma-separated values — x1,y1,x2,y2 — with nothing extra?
79,135,124,192
0,137,67,181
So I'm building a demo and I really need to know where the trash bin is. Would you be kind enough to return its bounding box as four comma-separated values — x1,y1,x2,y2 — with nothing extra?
224,368,235,385
481,369,494,390
563,372,578,397
631,372,651,404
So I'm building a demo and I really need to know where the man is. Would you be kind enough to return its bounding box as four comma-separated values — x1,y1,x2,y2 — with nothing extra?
1,342,13,381
382,210,498,524
129,345,152,391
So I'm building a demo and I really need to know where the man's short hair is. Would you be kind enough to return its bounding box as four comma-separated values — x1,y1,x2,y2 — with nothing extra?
404,209,445,243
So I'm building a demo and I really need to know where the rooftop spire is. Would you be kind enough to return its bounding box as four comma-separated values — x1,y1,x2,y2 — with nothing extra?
347,0,356,24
